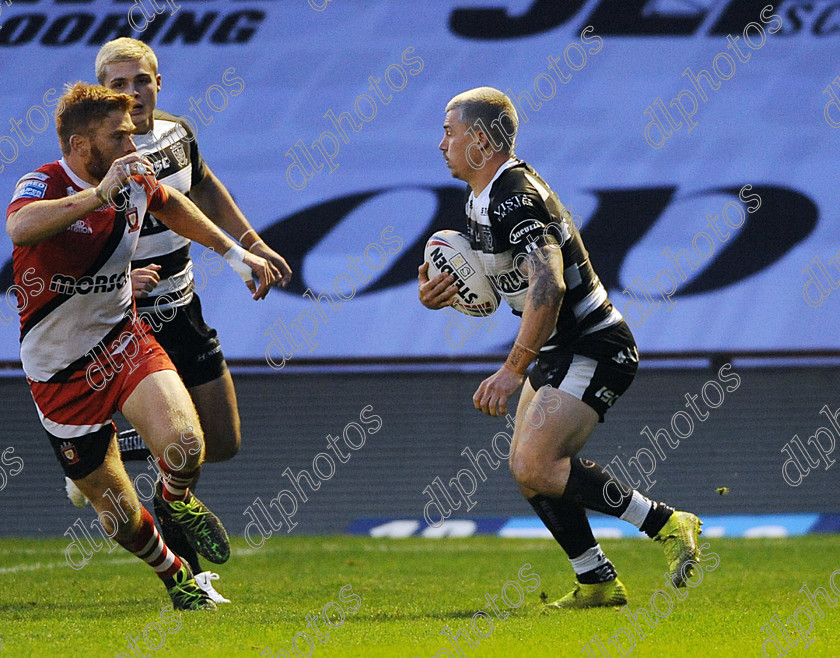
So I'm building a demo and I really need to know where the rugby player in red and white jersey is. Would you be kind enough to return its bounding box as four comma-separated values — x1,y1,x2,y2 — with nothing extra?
419,87,702,608
6,82,279,610
60,38,293,603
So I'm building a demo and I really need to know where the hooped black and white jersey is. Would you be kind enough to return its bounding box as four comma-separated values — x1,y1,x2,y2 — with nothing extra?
465,159,623,352
132,109,207,313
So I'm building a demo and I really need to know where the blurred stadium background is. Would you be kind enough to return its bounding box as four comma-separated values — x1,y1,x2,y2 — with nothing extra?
1,0,839,542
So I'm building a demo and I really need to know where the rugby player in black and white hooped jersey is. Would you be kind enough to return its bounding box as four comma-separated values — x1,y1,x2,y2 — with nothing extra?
418,87,702,608
62,38,292,604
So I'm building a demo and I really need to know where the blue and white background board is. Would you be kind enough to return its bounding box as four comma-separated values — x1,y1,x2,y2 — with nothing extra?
349,514,840,538
1,0,838,363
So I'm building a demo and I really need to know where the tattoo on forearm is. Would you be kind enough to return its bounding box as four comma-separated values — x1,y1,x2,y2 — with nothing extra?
527,253,564,309
505,343,532,375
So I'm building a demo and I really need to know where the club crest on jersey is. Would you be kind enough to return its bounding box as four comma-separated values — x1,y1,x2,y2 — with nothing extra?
170,141,189,167
126,208,141,233
60,441,79,465
471,224,494,251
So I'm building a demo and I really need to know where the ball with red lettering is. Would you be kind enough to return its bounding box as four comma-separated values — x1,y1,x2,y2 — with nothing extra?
424,230,499,317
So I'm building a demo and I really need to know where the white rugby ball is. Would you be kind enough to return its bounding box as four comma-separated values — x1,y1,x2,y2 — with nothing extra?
424,230,500,317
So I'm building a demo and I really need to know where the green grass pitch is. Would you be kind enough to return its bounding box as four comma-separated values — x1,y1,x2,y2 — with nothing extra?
1,536,839,657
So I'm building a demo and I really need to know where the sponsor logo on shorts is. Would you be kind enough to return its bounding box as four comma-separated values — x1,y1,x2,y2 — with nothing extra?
595,386,619,407
612,346,640,365
196,344,222,362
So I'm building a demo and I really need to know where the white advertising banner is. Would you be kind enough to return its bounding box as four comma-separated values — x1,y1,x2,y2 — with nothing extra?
1,0,838,363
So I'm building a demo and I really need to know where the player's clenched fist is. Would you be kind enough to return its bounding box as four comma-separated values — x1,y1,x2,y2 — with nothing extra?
96,154,155,204
131,263,161,298
418,261,458,310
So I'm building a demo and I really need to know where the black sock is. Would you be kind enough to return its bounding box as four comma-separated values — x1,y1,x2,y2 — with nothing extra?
640,503,674,538
117,428,152,462
154,491,203,574
561,457,633,517
527,495,618,584
527,494,598,558
562,458,675,537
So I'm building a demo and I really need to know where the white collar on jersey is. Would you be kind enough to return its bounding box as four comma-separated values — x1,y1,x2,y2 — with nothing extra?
469,157,518,203
58,157,94,191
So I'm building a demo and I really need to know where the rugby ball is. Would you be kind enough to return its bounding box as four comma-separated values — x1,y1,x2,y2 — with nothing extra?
424,230,500,317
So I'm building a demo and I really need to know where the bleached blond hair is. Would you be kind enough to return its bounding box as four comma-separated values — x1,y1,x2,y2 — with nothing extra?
95,38,159,84
446,86,519,156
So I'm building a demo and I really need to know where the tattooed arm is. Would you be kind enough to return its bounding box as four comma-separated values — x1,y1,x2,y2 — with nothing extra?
473,245,564,416
507,246,565,371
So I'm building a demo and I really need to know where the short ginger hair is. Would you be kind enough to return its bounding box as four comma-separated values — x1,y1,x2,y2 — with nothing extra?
55,82,134,155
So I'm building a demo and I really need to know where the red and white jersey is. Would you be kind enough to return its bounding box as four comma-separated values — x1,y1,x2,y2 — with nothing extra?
6,159,168,382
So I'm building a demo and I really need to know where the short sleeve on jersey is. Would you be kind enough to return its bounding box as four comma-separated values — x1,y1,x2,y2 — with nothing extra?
490,192,560,260
182,121,206,187
6,170,63,218
148,178,169,211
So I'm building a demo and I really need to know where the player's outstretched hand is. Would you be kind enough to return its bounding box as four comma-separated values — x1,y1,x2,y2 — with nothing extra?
473,365,523,417
131,263,161,298
418,262,458,310
241,250,278,300
249,241,293,289
97,154,155,203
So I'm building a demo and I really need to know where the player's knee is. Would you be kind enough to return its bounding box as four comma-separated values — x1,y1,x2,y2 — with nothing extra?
510,454,548,491
161,427,204,472
204,431,240,463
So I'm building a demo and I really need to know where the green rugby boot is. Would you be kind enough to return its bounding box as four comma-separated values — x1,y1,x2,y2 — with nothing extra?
655,510,702,587
546,579,628,610
166,562,217,611
155,480,230,565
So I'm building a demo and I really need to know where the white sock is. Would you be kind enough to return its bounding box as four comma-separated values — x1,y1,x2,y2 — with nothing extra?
569,544,607,575
619,490,653,529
